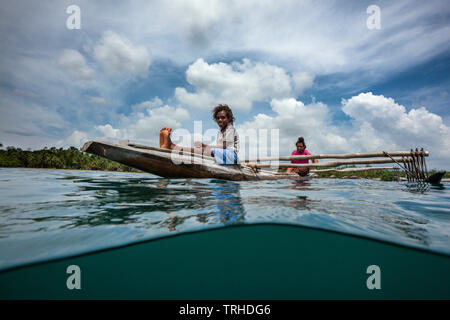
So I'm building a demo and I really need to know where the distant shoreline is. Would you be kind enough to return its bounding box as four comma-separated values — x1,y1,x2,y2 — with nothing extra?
0,167,145,174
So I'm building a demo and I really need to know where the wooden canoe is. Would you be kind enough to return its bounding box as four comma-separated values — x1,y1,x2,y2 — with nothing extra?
80,140,310,181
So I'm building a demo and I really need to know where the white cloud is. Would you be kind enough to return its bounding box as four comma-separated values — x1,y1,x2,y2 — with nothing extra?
127,105,190,144
342,92,450,161
113,0,449,77
235,93,450,168
237,98,349,158
95,124,124,140
131,97,164,112
57,130,89,149
92,31,150,79
175,58,314,110
174,87,215,110
4,1,450,83
61,102,191,148
292,72,315,94
57,49,95,80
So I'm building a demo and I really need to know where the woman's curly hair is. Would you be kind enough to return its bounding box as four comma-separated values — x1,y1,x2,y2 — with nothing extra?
212,104,235,124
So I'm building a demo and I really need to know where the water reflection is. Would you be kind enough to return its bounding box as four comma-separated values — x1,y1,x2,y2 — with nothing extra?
211,180,246,224
430,183,445,191
288,180,312,190
154,180,246,231
66,176,247,232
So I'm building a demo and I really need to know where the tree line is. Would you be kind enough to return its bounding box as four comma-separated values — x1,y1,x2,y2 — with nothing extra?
0,144,140,172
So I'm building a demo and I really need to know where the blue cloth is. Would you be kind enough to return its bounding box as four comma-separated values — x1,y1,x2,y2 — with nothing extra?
211,148,238,165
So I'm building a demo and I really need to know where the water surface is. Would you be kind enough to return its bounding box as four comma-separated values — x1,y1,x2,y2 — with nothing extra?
0,168,449,270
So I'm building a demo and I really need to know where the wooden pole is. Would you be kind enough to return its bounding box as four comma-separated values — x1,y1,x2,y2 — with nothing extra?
241,151,428,163
244,157,412,168
127,142,215,160
311,166,399,173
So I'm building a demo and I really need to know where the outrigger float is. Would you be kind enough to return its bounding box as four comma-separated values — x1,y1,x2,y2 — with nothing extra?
81,140,445,183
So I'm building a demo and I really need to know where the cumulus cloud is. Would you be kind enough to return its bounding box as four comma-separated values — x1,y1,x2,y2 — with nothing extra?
131,0,449,77
57,130,89,149
126,104,190,143
57,49,95,80
92,31,150,79
175,58,314,110
342,92,450,160
60,101,191,148
95,124,124,140
292,72,315,94
80,1,448,77
176,0,227,48
237,98,349,158
131,97,163,112
235,93,450,168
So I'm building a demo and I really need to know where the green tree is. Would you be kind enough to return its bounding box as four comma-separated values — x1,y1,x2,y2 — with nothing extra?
0,145,140,172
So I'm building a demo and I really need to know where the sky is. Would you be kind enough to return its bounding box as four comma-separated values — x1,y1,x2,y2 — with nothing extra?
1,0,450,169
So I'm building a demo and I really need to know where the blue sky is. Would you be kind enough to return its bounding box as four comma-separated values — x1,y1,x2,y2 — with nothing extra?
1,0,450,169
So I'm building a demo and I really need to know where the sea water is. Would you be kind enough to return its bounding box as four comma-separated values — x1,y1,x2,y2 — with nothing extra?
0,167,449,271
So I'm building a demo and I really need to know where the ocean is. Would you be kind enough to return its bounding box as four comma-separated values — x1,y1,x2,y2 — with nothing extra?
0,167,449,272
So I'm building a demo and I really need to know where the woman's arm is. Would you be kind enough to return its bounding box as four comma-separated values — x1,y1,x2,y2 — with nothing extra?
305,150,318,163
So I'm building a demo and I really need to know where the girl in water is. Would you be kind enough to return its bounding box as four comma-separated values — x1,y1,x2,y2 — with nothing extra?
286,137,317,176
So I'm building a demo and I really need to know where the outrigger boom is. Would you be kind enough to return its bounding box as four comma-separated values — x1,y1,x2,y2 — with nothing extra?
242,151,429,163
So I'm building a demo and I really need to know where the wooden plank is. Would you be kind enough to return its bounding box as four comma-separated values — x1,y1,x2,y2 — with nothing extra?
311,167,399,173
245,158,410,168
242,151,428,163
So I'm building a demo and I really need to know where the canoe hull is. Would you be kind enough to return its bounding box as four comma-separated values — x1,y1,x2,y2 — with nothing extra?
81,140,309,181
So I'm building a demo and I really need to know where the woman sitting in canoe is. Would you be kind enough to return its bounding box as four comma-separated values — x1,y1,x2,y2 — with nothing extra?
286,137,318,176
159,104,240,164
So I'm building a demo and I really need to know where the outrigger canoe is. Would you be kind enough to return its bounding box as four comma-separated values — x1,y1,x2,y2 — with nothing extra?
81,140,310,181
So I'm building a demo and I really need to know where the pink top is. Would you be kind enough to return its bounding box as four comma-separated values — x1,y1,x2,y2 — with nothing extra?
291,149,311,164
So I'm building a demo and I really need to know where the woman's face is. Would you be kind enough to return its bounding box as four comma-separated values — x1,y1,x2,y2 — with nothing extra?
296,142,305,153
216,110,229,129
